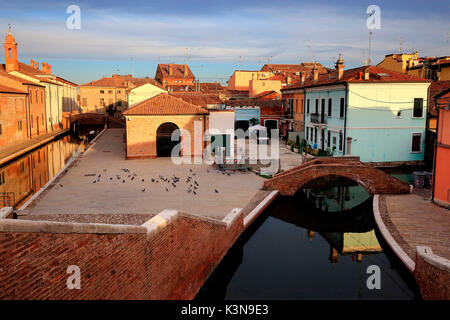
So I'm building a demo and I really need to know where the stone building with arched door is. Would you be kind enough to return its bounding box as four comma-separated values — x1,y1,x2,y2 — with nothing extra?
123,93,210,159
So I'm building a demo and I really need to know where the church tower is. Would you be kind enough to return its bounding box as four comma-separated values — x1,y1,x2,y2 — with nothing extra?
4,26,19,72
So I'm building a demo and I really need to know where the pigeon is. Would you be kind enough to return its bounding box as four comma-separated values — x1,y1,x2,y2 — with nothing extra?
193,190,197,195
207,169,210,173
172,183,176,188
122,180,125,183
151,178,155,182
131,177,135,181
194,186,198,190
166,187,169,192
93,181,96,183
98,174,101,178
187,189,191,193
190,169,193,172
215,189,219,193
194,181,199,186
142,179,145,182
110,178,112,180
59,184,63,187
142,189,145,192
227,173,230,176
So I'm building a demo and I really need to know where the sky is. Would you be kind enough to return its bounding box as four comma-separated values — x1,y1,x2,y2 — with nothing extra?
0,0,449,85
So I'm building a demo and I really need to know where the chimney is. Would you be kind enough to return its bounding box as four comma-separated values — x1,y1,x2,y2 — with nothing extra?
169,64,173,76
287,76,292,85
313,64,319,82
42,62,52,74
184,64,188,77
335,54,345,80
364,68,370,80
30,59,35,67
301,72,306,85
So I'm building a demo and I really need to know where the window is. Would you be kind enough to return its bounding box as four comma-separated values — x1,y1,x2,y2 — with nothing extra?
332,135,336,147
29,90,32,103
411,133,422,153
339,97,345,118
36,91,38,102
413,98,423,118
339,132,343,151
18,120,22,131
117,90,121,94
315,99,318,114
327,131,331,148
82,98,87,107
328,98,332,116
20,161,25,174
397,110,402,118
314,127,317,143
117,100,122,106
0,171,5,185
100,98,105,105
41,91,43,102
306,127,309,140
108,90,113,94
321,99,325,115
301,99,304,113
100,90,104,94
307,99,310,114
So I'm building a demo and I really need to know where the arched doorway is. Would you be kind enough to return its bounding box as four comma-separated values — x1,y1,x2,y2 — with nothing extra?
264,120,278,138
156,122,180,157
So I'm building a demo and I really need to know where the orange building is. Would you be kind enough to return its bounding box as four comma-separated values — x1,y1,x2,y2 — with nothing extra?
155,64,195,89
0,83,28,146
432,88,450,207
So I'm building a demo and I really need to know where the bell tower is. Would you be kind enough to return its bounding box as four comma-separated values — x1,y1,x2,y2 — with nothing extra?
4,25,19,72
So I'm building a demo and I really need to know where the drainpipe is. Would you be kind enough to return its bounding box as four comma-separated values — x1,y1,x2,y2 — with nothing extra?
343,82,349,155
431,96,439,201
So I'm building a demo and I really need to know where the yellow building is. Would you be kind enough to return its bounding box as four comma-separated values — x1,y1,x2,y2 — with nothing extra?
227,70,273,91
128,83,167,107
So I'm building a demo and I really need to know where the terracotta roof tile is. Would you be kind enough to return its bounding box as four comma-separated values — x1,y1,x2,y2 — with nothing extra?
0,84,27,94
171,92,223,108
156,64,195,79
428,81,450,116
285,65,431,90
123,93,209,115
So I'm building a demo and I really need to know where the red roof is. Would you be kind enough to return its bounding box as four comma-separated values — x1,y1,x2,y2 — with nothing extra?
285,65,431,90
429,81,450,116
156,64,195,79
123,93,209,115
171,92,223,108
0,84,27,94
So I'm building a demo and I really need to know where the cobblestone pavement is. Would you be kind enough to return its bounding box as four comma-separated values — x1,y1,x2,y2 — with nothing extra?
382,193,450,259
19,129,264,219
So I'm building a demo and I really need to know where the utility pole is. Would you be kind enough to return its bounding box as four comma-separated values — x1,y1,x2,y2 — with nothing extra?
367,31,373,65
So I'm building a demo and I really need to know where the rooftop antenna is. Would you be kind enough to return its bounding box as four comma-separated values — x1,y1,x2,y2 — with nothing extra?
304,40,311,61
8,23,12,34
130,57,134,76
399,37,403,53
362,49,367,66
184,48,190,63
238,55,242,69
367,31,373,65
446,32,449,56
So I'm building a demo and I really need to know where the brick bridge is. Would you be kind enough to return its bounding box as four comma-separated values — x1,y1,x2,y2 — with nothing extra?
263,157,411,196
69,113,125,128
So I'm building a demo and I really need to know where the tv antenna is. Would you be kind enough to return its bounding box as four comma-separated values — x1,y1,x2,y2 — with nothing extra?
399,38,403,53
367,31,373,65
304,40,311,61
184,48,191,63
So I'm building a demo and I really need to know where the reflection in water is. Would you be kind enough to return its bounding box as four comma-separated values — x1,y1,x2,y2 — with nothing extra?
196,176,420,300
0,127,99,208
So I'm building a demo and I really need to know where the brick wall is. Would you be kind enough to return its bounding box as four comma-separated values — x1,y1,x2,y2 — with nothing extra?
414,247,450,300
0,93,28,146
0,209,244,300
263,158,411,196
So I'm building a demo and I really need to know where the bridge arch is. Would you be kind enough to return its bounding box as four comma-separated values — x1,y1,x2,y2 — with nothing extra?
263,157,410,196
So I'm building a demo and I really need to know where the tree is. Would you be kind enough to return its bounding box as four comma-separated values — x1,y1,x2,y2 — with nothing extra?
249,118,259,126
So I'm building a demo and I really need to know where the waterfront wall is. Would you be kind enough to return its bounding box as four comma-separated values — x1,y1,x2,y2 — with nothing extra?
0,207,243,300
414,246,450,300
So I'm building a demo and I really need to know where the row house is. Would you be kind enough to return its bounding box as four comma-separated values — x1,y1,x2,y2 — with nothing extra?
297,56,431,165
432,88,450,207
1,29,78,136
155,64,195,89
79,75,162,114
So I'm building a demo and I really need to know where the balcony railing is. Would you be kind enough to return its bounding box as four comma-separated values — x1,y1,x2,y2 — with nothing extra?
310,113,326,124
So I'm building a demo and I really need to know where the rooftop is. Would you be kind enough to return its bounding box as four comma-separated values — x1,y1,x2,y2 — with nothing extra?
123,93,209,115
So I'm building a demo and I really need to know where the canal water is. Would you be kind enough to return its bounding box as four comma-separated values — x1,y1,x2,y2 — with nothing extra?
196,175,421,300
0,125,102,209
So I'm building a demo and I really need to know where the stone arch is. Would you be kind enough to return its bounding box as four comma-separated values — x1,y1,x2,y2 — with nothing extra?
156,122,180,157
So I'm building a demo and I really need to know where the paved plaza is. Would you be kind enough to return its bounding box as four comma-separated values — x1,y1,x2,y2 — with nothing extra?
19,129,265,219
382,194,450,259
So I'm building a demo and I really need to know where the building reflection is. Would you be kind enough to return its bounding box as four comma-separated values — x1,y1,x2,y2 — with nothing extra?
0,134,85,208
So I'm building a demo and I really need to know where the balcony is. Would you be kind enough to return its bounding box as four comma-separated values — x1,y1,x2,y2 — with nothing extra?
310,113,327,125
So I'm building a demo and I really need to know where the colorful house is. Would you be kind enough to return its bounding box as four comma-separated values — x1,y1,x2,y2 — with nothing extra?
432,88,450,207
299,56,431,165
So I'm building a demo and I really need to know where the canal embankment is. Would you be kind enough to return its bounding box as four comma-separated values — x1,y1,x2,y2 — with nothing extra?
374,193,450,299
0,128,280,299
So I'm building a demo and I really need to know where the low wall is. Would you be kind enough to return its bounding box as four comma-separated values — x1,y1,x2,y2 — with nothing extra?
414,246,450,300
0,207,244,300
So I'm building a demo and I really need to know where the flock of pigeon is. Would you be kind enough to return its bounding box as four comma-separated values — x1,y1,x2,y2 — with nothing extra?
89,167,226,195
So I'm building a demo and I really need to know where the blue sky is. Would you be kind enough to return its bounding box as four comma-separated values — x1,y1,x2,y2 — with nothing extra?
1,0,449,84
